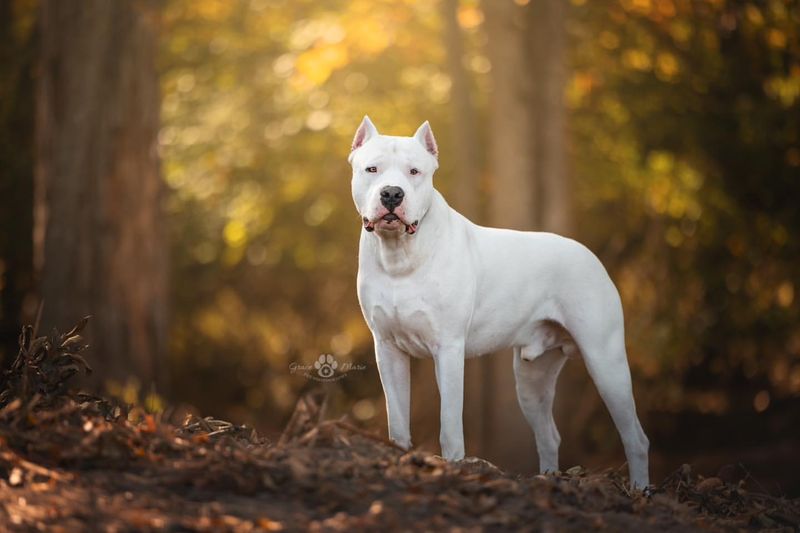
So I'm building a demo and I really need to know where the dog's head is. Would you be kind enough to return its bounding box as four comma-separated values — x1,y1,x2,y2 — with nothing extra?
348,116,439,237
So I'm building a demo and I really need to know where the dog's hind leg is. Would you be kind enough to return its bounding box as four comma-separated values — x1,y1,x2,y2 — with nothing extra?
513,347,568,474
570,324,650,488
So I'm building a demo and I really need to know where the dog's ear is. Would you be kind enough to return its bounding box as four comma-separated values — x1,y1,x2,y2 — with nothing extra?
351,115,379,153
414,121,438,159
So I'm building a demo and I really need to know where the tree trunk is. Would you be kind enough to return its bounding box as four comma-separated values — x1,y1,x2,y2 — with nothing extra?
35,0,168,392
481,0,538,471
530,0,571,235
442,0,488,460
0,0,36,364
443,0,482,221
485,1,537,231
527,0,584,470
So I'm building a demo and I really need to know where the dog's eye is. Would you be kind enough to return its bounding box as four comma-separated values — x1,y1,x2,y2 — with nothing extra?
365,166,377,173
410,168,419,175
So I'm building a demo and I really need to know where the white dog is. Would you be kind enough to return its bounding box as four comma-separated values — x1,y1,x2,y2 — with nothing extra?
349,116,650,488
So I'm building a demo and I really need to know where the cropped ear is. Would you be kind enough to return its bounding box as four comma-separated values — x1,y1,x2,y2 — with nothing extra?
351,115,379,152
414,120,438,158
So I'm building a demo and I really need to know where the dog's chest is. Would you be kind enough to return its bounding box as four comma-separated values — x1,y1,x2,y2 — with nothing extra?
362,281,440,357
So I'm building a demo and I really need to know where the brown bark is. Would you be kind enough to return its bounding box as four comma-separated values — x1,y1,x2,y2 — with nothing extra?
530,0,571,235
442,0,488,461
0,0,36,363
527,0,584,469
485,1,536,231
35,0,168,392
443,0,482,221
481,0,537,471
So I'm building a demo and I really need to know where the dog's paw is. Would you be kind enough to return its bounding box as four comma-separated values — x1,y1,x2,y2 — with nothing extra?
314,354,338,378
391,439,412,450
641,485,656,498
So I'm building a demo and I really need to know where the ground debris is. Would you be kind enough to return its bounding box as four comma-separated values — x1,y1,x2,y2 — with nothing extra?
0,320,798,531
0,316,92,409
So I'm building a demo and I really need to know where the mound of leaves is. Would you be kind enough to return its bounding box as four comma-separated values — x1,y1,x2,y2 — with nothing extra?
0,320,798,531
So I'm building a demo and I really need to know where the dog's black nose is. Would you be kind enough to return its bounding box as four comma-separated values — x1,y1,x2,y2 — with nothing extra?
380,186,405,210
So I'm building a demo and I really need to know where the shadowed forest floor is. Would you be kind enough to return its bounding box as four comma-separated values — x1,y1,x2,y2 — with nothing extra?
0,323,798,532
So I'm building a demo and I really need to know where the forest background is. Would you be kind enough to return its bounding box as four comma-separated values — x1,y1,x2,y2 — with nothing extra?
1,0,798,494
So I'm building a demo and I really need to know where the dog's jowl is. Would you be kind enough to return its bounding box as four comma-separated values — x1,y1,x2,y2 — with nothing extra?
349,116,650,489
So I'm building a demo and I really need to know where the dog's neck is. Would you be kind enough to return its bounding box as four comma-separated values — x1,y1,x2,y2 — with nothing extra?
363,190,449,276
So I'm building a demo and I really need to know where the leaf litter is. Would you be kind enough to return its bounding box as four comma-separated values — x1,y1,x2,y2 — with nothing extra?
0,319,798,531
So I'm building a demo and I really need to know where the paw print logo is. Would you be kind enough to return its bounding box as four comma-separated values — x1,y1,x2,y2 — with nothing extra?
315,354,338,378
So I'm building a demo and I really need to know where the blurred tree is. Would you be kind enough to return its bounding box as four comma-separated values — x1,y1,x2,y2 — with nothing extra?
0,0,36,365
443,0,482,220
530,0,571,235
35,0,168,392
442,0,487,461
482,0,538,469
479,0,573,471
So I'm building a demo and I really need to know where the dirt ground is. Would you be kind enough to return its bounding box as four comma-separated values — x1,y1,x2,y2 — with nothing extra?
0,323,798,532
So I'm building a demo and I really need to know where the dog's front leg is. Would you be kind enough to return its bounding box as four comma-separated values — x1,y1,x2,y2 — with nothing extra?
434,343,465,461
375,340,411,449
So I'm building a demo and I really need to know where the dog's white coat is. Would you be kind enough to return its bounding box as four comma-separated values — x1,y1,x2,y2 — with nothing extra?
350,117,650,488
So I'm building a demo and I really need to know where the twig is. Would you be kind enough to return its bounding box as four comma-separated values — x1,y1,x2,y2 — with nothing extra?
32,299,44,339
0,449,73,482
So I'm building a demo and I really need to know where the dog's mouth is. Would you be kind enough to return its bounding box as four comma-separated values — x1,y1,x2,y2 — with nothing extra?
363,214,419,235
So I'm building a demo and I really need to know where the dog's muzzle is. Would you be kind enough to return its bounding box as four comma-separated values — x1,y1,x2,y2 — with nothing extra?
363,214,419,235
